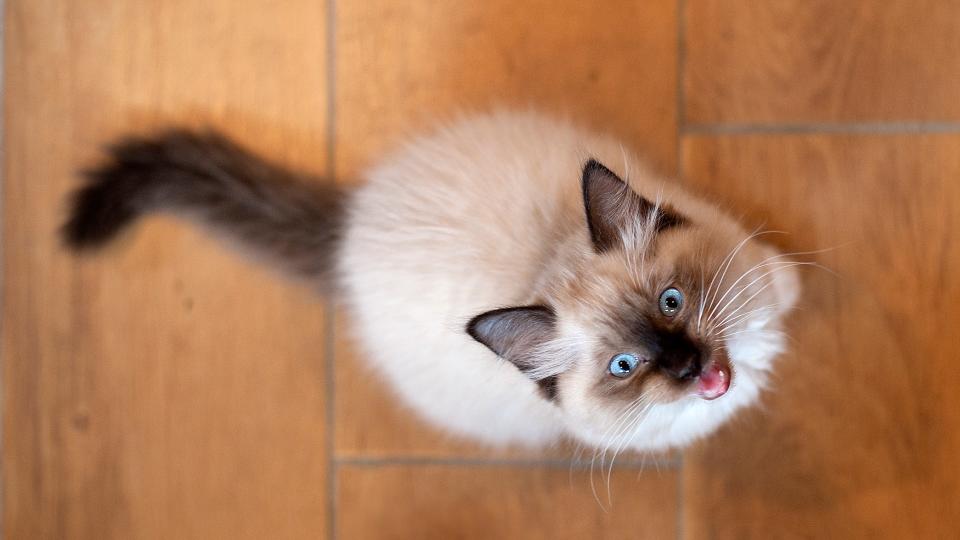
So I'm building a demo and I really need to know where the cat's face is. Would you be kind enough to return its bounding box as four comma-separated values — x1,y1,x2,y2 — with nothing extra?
468,160,799,450
553,218,797,450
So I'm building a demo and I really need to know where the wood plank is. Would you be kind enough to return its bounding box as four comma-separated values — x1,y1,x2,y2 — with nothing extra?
3,1,329,538
681,134,960,538
334,0,677,179
333,0,677,458
685,0,960,123
338,464,678,540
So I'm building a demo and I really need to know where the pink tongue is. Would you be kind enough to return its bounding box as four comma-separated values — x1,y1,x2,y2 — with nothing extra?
697,363,730,400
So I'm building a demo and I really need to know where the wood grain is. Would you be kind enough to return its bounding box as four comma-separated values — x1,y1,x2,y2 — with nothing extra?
337,464,678,540
680,134,960,538
685,0,960,123
334,0,677,179
3,1,329,538
333,0,678,458
8,1,960,538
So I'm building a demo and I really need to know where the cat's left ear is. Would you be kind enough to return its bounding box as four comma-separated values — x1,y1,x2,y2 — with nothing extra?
581,159,685,252
467,305,559,398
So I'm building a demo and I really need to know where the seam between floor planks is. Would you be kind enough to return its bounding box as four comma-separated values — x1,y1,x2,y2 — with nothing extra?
684,121,960,135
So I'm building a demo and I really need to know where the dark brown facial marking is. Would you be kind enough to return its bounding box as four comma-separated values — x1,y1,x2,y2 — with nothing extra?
654,329,703,381
614,307,705,384
581,159,686,253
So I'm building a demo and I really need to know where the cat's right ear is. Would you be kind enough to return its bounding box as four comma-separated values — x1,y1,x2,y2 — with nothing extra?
581,159,684,252
466,305,555,373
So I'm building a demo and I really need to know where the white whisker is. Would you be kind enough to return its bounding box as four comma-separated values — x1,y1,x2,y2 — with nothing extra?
712,302,784,334
596,396,648,471
706,254,803,324
605,397,656,506
709,262,812,328
701,229,781,329
708,269,798,334
590,395,647,510
697,269,706,332
719,329,760,340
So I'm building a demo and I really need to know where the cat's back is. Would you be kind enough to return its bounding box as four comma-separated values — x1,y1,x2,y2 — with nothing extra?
336,111,652,445
342,111,625,307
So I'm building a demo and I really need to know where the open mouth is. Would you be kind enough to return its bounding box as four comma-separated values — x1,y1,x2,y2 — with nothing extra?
696,362,730,400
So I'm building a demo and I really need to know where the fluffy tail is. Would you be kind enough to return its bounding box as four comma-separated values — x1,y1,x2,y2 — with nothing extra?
62,130,344,285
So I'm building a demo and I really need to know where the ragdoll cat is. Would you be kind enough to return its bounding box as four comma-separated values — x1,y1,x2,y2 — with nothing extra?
64,111,799,451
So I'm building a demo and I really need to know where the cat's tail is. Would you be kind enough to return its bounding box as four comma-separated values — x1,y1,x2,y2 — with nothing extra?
62,129,344,286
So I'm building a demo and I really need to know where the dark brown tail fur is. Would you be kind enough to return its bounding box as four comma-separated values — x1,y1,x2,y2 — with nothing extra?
63,130,344,285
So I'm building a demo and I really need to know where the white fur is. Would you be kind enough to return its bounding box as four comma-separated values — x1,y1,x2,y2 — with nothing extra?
337,111,798,451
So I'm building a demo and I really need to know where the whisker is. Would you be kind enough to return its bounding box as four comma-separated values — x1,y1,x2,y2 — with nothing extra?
597,395,654,507
706,254,806,324
569,441,584,488
708,262,812,327
700,228,759,329
590,396,647,510
705,239,842,331
719,329,760,340
596,396,648,472
710,258,837,335
619,143,631,182
697,269,706,332
710,258,836,329
709,270,797,334
712,302,784,334
702,229,784,328
716,302,808,337
605,398,656,506
713,247,843,324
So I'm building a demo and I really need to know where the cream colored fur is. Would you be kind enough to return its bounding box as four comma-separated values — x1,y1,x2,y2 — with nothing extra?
338,111,799,451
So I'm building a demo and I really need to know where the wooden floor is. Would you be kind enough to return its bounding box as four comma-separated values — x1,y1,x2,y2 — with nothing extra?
4,1,959,538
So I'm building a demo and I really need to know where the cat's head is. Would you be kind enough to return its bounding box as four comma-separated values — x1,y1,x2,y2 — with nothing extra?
467,159,799,450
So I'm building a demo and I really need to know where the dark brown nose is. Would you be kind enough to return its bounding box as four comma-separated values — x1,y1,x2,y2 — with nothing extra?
656,331,703,381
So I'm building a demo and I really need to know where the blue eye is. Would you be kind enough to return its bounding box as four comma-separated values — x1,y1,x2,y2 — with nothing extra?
659,287,683,316
609,353,639,378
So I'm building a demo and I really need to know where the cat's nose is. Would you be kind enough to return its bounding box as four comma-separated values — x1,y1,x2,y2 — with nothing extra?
659,353,703,381
655,331,703,381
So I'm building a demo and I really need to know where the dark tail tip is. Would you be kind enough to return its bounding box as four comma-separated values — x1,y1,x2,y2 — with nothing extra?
61,129,224,251
61,166,142,250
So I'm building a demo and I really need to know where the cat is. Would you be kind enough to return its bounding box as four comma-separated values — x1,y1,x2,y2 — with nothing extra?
64,111,800,453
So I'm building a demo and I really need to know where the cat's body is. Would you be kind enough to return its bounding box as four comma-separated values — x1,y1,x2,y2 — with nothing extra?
65,111,799,452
